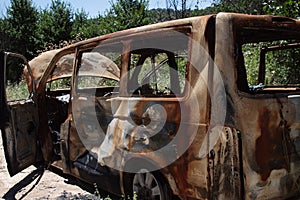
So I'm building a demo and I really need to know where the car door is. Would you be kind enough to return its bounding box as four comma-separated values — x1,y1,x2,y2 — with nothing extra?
0,51,42,176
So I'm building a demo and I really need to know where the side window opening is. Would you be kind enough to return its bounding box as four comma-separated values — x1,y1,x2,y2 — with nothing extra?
76,50,121,97
72,48,121,141
125,28,190,98
128,51,187,97
236,28,300,94
46,54,74,98
260,43,300,86
6,56,31,101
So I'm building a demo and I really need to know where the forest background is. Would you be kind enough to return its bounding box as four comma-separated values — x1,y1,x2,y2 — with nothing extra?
0,0,299,83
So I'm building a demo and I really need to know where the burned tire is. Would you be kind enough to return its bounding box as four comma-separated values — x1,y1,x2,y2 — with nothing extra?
123,160,172,200
132,169,171,200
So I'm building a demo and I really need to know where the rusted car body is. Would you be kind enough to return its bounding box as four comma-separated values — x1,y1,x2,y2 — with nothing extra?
1,12,300,199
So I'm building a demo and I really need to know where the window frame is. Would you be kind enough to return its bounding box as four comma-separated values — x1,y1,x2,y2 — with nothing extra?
123,27,192,98
234,25,300,95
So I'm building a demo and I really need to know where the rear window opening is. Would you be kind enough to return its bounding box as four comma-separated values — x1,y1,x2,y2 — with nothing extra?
235,27,300,93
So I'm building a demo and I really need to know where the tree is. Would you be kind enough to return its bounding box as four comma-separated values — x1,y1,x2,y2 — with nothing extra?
262,1,300,86
72,9,89,39
166,0,192,19
72,10,105,39
263,0,300,18
210,0,265,14
6,0,39,56
102,0,153,33
149,8,172,22
0,18,10,50
38,0,73,47
5,0,39,82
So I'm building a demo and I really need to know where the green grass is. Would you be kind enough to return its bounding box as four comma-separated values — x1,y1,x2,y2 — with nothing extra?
6,80,30,101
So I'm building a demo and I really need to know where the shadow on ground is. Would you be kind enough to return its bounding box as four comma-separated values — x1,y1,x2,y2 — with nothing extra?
3,166,44,200
2,164,119,200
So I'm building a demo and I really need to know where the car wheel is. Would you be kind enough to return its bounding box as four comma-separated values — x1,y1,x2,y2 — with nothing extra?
131,169,171,200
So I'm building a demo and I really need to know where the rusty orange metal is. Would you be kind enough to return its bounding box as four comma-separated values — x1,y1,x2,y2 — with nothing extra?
1,12,300,199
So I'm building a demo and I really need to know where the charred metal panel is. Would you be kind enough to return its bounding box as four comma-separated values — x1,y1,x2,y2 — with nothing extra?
17,12,300,199
0,51,9,127
183,126,243,199
60,120,71,173
215,13,300,200
2,100,39,176
89,15,218,199
208,127,242,199
98,99,182,164
255,107,289,181
233,97,300,199
36,94,53,163
288,95,300,157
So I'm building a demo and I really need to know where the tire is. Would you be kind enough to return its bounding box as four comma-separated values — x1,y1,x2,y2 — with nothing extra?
123,161,172,200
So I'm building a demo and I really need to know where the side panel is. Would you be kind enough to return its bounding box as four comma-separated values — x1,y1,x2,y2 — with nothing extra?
214,13,300,199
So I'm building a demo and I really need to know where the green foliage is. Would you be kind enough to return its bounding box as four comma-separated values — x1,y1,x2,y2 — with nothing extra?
209,0,265,14
243,43,261,85
5,0,39,82
72,9,89,36
243,42,300,87
148,8,169,22
1,0,299,85
0,15,11,50
6,0,39,56
102,0,153,33
38,0,74,46
208,0,300,88
6,80,29,101
263,0,300,18
265,46,300,86
46,77,71,90
86,183,137,200
71,9,103,39
77,77,119,89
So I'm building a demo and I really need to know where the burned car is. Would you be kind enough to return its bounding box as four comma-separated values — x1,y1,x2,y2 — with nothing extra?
1,12,300,199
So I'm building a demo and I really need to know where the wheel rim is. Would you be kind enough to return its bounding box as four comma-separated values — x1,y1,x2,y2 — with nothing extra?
133,169,163,200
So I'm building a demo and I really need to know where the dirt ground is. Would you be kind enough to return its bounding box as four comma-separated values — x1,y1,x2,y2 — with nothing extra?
0,132,111,200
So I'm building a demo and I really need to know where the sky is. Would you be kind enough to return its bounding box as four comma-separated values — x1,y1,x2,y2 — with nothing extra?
0,0,212,18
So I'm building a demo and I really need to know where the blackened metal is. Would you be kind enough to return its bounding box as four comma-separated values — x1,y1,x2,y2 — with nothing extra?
0,51,9,127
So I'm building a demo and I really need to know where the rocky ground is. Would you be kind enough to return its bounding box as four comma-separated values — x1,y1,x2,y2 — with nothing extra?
0,133,113,200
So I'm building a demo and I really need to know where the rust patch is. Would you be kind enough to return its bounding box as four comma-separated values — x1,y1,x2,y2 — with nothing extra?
256,108,290,181
168,156,190,198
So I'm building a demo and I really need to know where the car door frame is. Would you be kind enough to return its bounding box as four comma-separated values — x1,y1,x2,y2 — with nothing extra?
0,51,42,176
